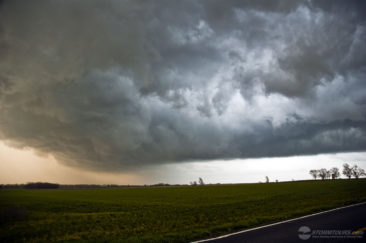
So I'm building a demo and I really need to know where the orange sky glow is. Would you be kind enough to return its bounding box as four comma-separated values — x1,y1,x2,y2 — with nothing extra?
0,141,141,185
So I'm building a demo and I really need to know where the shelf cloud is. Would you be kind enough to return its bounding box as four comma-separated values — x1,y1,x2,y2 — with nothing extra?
0,0,365,171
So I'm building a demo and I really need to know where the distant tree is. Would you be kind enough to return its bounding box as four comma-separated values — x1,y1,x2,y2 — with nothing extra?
154,183,170,187
265,176,269,183
275,179,278,183
343,163,353,179
24,182,59,189
309,170,319,180
351,165,366,179
198,177,205,185
318,168,328,180
325,170,331,179
330,167,340,179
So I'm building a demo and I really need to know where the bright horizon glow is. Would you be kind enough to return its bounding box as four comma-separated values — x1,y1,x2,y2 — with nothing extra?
1,141,365,185
0,142,142,185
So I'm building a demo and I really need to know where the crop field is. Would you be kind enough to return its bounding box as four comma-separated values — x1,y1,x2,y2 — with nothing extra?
1,179,366,242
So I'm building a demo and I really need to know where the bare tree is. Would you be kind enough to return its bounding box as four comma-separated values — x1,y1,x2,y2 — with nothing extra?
330,167,340,179
342,163,352,179
351,165,366,179
325,170,331,179
265,176,269,183
309,170,318,180
318,168,328,180
190,181,197,186
198,177,205,185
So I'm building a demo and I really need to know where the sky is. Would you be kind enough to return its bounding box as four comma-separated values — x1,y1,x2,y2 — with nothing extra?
0,0,365,184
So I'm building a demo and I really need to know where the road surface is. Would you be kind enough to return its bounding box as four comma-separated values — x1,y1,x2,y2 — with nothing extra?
192,202,366,243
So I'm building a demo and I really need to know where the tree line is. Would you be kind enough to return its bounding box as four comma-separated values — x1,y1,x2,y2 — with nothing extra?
24,182,59,189
309,163,365,180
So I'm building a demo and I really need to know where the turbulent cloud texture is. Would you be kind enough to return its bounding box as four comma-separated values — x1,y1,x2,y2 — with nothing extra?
0,0,365,171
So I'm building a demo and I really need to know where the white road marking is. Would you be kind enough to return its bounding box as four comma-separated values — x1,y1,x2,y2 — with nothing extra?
191,201,366,242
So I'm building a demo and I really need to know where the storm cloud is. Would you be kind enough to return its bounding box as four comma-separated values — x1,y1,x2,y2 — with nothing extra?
0,0,365,171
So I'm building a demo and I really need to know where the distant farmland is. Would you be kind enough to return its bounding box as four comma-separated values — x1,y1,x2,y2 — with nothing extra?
1,180,366,242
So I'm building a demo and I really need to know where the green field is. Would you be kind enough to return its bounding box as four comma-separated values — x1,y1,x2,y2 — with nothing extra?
1,180,366,242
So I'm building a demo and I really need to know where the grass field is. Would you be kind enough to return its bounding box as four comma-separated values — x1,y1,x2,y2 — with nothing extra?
1,179,366,242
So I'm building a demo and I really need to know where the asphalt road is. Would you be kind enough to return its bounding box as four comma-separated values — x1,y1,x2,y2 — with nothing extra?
193,202,366,243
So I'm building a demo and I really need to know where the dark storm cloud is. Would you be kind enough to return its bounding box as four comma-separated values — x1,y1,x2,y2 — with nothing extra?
0,0,365,171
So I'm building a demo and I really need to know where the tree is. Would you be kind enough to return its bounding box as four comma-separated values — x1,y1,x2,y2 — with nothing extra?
325,170,331,179
351,165,366,179
343,163,352,179
24,182,59,189
309,170,318,180
265,176,269,183
198,177,205,185
330,167,340,179
318,168,328,180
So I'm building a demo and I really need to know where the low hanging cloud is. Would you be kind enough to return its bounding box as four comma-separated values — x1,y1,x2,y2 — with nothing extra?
0,0,365,171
